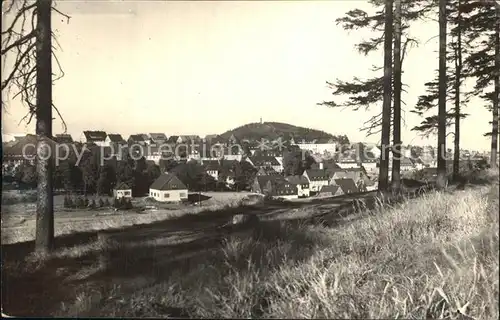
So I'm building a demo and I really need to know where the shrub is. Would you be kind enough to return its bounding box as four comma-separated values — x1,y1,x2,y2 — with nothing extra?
113,197,120,208
125,198,133,209
66,196,73,208
98,198,104,208
104,198,111,207
90,199,96,209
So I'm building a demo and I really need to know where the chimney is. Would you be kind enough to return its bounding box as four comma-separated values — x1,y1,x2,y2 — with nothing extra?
319,162,324,170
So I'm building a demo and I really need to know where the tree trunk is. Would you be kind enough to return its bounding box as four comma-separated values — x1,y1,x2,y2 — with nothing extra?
453,0,463,180
379,0,394,192
391,0,402,194
436,0,448,190
35,0,54,254
491,2,499,169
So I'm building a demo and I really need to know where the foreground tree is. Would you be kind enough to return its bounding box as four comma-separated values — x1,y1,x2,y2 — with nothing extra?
380,0,394,192
391,0,403,193
2,0,69,253
493,1,499,168
461,1,499,169
437,0,449,190
318,0,431,192
412,0,471,181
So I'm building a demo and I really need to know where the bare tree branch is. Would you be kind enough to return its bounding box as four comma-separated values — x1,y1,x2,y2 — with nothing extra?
2,0,70,128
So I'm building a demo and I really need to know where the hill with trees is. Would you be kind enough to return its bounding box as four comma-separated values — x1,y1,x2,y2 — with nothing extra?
219,122,350,144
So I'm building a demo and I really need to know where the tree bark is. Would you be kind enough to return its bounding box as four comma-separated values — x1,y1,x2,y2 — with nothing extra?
35,0,54,253
379,0,394,192
453,0,463,180
491,2,499,169
391,0,402,193
437,0,448,190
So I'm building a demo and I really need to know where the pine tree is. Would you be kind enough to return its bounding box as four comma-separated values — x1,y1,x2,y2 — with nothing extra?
318,0,431,191
436,0,449,190
412,0,473,182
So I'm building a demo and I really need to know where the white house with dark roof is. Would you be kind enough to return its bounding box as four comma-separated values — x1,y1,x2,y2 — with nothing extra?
247,155,283,173
296,141,336,155
285,175,310,197
105,133,127,152
302,169,329,193
149,133,168,144
113,182,132,199
128,134,147,146
149,173,188,202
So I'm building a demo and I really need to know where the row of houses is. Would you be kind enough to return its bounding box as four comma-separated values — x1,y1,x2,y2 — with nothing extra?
250,168,367,200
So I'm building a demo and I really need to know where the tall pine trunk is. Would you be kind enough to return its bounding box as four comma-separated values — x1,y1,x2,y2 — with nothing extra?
35,0,54,253
453,0,463,180
379,0,394,192
437,0,448,190
492,2,499,169
391,0,402,193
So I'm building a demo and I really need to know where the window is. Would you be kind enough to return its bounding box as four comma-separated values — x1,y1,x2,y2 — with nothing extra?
164,193,170,198
124,191,131,196
180,192,186,198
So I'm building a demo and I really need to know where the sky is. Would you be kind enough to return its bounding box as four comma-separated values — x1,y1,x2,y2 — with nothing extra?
1,0,494,151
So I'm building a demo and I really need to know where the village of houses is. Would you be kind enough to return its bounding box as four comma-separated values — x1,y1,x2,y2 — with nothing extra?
2,129,488,204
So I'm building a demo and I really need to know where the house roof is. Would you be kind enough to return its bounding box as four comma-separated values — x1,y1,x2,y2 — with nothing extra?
179,135,200,142
255,175,283,190
304,169,329,181
270,179,298,192
128,134,145,142
334,178,359,194
107,134,125,143
319,185,340,194
167,135,180,143
257,167,280,175
83,130,107,142
150,173,187,190
311,160,341,170
204,134,219,141
149,133,167,141
401,157,415,166
249,155,281,167
285,175,309,185
3,134,60,157
54,134,73,144
202,160,222,171
114,182,131,190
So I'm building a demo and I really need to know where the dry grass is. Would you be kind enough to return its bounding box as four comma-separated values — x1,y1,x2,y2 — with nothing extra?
2,170,498,318
44,171,499,319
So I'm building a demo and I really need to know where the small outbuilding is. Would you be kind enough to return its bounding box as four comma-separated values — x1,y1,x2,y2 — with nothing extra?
113,182,132,199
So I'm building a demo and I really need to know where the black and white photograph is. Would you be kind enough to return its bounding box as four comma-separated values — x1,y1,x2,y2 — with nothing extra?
1,0,499,317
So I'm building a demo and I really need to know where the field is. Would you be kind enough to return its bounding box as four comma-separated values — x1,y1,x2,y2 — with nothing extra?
1,170,498,318
1,191,256,245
